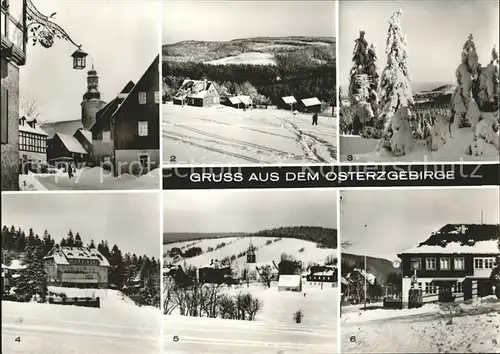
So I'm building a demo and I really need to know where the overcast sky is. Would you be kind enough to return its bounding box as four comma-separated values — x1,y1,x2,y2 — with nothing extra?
163,0,336,44
339,0,499,92
341,188,500,262
20,0,159,122
164,189,337,233
1,192,160,259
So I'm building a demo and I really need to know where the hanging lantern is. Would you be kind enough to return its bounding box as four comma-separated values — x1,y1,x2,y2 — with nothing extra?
71,48,88,70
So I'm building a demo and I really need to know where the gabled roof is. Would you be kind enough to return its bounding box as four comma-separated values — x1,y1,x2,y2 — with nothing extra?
301,97,321,106
19,121,48,136
400,224,500,255
91,80,135,133
44,246,110,267
278,274,301,287
282,96,297,104
351,269,376,285
55,133,88,154
228,95,252,105
109,55,159,121
41,119,83,139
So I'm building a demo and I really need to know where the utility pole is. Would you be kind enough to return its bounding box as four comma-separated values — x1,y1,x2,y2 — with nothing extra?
364,252,367,311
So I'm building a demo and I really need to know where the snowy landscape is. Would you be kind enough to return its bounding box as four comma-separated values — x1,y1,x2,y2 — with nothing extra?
339,2,499,162
162,1,336,166
339,188,500,353
163,189,339,353
19,167,160,191
1,193,161,354
163,103,336,165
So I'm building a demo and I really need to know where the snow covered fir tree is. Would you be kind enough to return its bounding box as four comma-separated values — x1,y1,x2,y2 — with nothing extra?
345,30,380,136
341,8,499,161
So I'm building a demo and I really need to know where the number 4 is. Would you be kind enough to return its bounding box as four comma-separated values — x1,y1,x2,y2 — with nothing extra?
15,337,21,342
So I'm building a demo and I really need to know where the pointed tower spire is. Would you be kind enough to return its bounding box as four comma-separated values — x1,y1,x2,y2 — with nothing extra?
81,60,106,130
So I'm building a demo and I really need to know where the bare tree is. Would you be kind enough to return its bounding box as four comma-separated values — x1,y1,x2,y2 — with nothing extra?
256,265,273,288
218,294,236,319
20,95,41,120
163,276,179,315
246,296,263,321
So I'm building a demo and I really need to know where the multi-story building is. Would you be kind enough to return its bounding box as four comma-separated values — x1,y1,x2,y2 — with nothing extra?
18,115,48,171
398,223,500,308
43,246,110,288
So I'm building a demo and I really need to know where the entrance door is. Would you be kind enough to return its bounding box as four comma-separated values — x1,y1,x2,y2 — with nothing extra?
438,284,454,302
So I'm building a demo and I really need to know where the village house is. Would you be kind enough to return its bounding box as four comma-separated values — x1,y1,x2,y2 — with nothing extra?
198,259,233,284
18,115,48,171
398,223,500,308
43,246,110,288
280,95,297,111
278,274,302,292
305,265,337,288
298,97,322,113
173,79,220,107
1,0,27,191
109,55,160,176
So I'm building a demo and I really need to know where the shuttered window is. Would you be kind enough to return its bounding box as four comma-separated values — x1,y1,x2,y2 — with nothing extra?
1,85,8,144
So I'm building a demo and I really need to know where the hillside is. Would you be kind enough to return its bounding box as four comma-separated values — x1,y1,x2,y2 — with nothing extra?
163,234,337,271
341,253,399,284
163,36,335,63
163,232,246,244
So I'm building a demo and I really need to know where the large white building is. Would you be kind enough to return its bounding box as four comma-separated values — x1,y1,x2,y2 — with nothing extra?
43,246,110,288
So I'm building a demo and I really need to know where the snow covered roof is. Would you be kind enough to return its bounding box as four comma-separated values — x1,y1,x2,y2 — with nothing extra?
400,224,500,255
40,119,83,139
278,274,301,287
56,133,87,154
228,95,252,105
19,121,48,136
282,96,297,104
44,246,110,267
77,129,92,142
4,259,27,270
301,97,321,107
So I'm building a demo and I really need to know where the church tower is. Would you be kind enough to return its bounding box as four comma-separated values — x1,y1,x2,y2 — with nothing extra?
81,64,106,130
246,238,256,263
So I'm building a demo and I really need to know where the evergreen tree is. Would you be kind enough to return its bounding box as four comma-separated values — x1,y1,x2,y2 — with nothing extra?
74,232,83,247
27,228,36,247
2,225,14,250
66,230,75,247
60,238,68,247
14,246,48,302
109,245,125,289
42,230,54,256
89,239,96,249
377,8,414,156
16,231,26,252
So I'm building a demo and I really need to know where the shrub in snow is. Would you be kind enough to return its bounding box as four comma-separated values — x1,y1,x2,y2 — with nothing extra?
426,114,452,151
293,309,304,324
376,9,414,155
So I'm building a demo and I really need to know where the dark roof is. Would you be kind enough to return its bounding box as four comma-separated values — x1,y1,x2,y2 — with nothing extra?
109,55,159,122
418,224,500,247
90,80,135,133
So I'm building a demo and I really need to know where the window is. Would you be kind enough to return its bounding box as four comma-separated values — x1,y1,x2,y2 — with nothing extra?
485,258,495,269
425,282,438,294
410,258,421,270
138,92,147,104
154,91,160,104
1,85,8,144
138,121,148,136
474,258,484,269
102,131,111,143
2,0,26,50
440,258,450,270
453,282,463,293
425,258,436,270
454,257,465,270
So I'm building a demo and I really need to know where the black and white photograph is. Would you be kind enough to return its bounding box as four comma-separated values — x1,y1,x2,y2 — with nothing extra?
1,192,161,354
1,0,160,192
339,188,500,353
163,189,339,353
162,0,337,166
338,0,500,162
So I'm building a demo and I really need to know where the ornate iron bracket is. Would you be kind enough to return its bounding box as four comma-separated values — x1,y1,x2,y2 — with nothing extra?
25,0,82,49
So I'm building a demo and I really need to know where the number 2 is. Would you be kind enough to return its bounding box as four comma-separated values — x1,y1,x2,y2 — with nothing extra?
170,156,176,162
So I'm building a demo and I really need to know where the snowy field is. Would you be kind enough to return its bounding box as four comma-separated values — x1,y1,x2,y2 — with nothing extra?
163,103,337,165
165,286,338,354
19,168,160,191
2,287,161,354
340,128,500,162
341,296,500,353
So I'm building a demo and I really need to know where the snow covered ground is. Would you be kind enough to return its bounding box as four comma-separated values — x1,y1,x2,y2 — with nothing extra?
19,168,160,191
340,128,499,162
341,296,500,353
2,287,161,354
163,103,337,165
165,286,338,354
